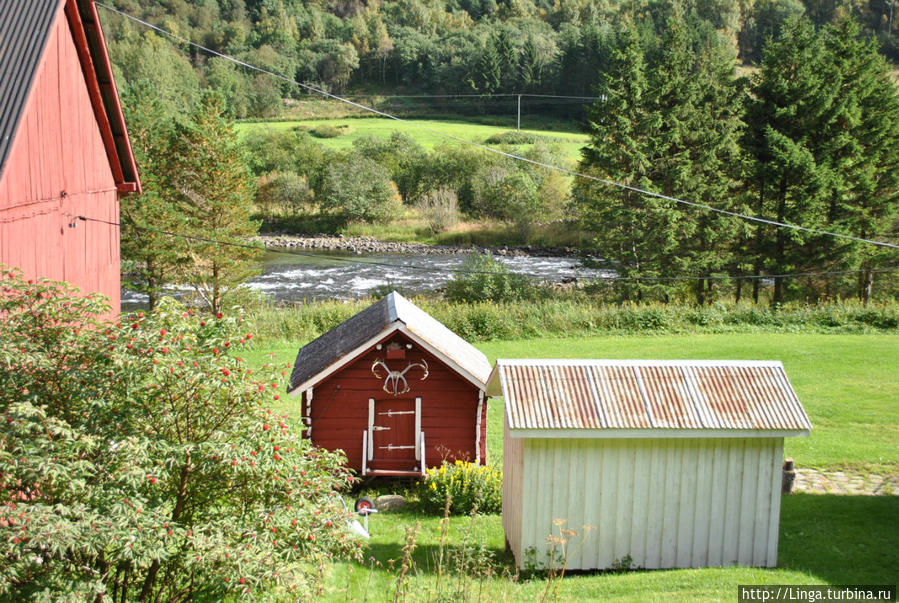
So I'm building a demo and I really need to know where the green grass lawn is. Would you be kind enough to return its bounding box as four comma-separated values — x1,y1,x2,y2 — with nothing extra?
242,332,898,599
247,333,899,474
235,116,589,164
318,491,898,601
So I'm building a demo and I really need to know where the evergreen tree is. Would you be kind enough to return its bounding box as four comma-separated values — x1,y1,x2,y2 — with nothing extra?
743,16,899,303
119,82,185,311
576,12,744,303
476,34,502,93
162,93,262,314
518,35,541,91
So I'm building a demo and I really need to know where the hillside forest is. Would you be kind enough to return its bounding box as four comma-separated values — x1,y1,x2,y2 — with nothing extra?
99,1,899,306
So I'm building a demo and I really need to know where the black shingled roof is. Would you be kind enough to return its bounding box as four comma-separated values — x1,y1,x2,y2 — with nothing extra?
0,0,59,179
288,294,395,392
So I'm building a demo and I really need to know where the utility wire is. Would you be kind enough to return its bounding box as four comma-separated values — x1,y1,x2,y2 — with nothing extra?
96,2,899,251
80,216,899,283
338,93,603,100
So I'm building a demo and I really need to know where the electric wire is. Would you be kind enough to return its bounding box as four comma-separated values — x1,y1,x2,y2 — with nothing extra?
96,2,899,252
81,215,899,283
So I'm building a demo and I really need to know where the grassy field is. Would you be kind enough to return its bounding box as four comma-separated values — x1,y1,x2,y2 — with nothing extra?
247,333,899,474
234,116,589,164
243,332,898,600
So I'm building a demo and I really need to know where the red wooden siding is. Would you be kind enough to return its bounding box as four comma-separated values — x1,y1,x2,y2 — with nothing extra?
303,331,487,472
0,6,120,313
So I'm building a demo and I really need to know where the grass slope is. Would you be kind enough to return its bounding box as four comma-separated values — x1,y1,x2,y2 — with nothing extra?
235,117,589,163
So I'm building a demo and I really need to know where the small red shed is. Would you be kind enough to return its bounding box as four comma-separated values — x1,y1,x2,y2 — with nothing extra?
287,292,492,477
0,0,140,315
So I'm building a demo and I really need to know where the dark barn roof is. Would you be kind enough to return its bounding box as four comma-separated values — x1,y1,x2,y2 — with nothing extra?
288,292,492,394
0,0,140,191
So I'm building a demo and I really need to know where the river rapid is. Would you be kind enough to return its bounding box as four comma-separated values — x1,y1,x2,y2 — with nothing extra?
121,248,612,310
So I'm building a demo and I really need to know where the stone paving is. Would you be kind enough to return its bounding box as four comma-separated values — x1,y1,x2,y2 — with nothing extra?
793,468,898,495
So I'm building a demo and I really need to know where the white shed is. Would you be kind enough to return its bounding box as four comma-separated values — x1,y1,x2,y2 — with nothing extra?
486,359,811,571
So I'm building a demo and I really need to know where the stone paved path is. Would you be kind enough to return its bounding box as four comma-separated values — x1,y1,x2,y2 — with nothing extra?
793,468,898,495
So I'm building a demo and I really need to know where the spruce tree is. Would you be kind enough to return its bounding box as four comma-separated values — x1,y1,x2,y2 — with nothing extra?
576,12,744,302
162,93,262,314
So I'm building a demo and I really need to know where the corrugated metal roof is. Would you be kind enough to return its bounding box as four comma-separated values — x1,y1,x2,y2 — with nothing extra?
489,359,812,432
289,292,492,393
0,0,60,178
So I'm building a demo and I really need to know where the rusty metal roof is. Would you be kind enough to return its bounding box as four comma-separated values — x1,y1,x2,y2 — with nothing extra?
289,292,491,393
487,359,811,432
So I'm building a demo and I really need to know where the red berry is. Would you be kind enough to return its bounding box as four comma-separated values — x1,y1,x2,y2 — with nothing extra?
239,578,245,585
148,477,156,484
273,394,280,400
216,313,223,319
221,368,230,376
274,445,280,451
160,329,167,336
263,425,270,431
246,333,253,340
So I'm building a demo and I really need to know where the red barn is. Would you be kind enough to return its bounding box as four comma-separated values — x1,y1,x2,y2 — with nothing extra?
0,0,140,314
287,292,492,477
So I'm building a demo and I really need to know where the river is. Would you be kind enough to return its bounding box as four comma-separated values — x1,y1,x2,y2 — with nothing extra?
121,249,612,310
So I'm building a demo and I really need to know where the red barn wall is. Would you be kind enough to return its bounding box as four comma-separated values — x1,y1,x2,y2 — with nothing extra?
0,8,121,314
303,331,487,472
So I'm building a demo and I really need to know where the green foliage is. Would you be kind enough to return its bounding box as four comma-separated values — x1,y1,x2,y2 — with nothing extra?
249,297,899,343
256,171,314,219
445,253,538,304
484,130,541,144
162,94,263,314
310,124,344,138
321,154,402,223
0,268,362,601
420,461,503,515
416,187,460,234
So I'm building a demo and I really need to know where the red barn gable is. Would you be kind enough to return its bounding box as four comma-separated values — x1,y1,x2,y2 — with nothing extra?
288,292,492,477
0,0,140,315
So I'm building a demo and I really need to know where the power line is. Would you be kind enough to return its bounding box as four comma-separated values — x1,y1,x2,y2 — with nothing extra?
339,93,602,100
79,215,899,283
96,2,899,252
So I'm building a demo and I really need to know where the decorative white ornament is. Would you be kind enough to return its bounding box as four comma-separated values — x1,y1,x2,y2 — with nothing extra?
371,358,429,395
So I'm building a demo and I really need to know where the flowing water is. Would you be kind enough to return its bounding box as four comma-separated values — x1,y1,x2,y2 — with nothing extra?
122,249,612,310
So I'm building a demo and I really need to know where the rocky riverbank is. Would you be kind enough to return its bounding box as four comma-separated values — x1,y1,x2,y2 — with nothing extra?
256,233,581,258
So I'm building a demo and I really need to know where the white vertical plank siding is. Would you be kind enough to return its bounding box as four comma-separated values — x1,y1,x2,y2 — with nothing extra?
738,441,761,565
509,437,785,570
502,416,524,565
766,438,785,567
707,438,727,566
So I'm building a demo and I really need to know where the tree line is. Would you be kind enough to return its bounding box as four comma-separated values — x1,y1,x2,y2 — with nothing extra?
577,13,899,305
100,0,899,119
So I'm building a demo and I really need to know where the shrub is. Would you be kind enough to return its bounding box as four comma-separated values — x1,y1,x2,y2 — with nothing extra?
485,130,539,145
416,187,459,234
420,461,502,515
310,124,343,138
255,170,314,218
321,154,402,224
445,253,539,304
0,268,362,601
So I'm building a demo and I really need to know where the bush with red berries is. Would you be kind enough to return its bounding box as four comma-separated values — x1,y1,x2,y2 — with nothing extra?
0,267,362,601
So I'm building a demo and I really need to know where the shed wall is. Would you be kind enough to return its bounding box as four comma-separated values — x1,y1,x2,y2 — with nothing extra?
502,416,524,555
304,331,485,471
512,436,783,570
0,10,120,312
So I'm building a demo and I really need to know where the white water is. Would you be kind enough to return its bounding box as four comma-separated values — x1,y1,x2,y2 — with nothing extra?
122,249,612,309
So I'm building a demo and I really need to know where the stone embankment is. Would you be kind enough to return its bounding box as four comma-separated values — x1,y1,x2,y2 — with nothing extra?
256,233,580,258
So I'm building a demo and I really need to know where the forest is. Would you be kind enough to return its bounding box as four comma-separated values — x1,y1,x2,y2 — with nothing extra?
101,0,899,307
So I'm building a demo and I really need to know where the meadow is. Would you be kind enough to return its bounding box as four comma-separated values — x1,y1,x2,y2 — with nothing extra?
242,330,898,600
234,116,589,164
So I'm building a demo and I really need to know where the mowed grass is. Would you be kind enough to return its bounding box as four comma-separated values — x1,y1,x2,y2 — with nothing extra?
234,117,589,163
246,333,899,474
318,491,898,600
243,332,898,599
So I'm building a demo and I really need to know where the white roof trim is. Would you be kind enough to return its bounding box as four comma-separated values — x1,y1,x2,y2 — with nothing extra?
508,428,810,439
288,321,487,397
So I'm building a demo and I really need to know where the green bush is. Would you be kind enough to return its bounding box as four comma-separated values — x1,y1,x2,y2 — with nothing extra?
0,268,362,600
445,253,540,304
485,130,540,145
310,124,343,138
420,461,503,515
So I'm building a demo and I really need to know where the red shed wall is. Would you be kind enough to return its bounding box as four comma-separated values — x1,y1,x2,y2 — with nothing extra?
0,7,121,314
303,331,487,472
